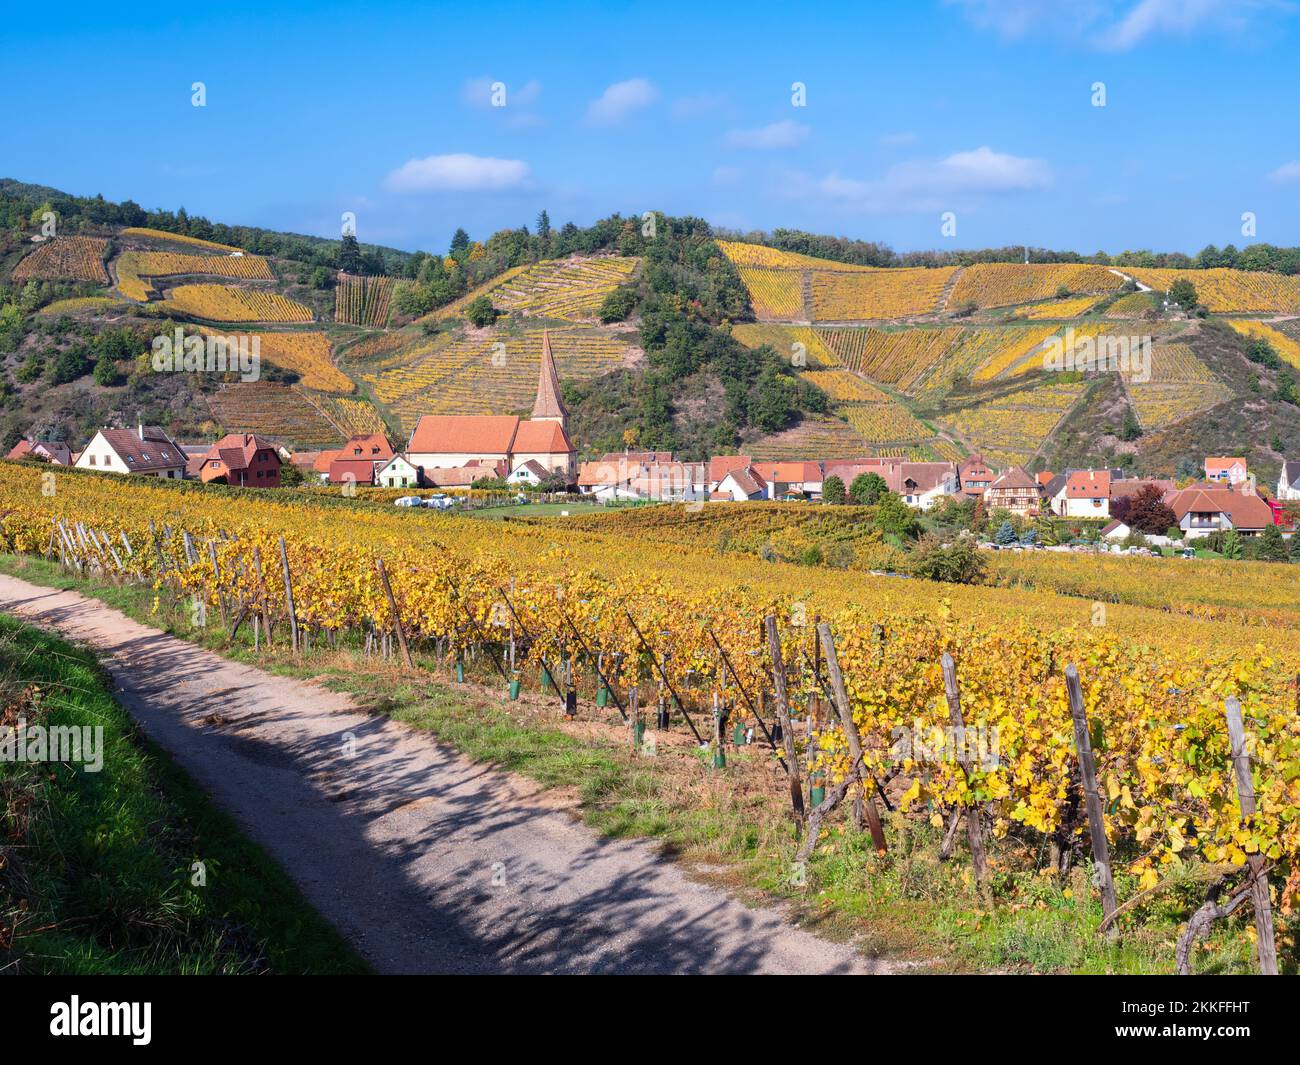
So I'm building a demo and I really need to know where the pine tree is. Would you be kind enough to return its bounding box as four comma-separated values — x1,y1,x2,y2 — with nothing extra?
995,520,1018,546
536,210,551,240
450,228,470,254
338,233,362,274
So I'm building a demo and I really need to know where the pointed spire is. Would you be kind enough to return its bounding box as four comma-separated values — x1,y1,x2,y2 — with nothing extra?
531,329,568,424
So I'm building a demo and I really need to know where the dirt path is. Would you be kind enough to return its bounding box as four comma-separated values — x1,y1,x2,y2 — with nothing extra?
0,574,889,975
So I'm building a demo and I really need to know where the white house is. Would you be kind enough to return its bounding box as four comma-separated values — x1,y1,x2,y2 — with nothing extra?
1060,470,1111,519
376,454,425,489
1277,461,1300,502
75,425,186,479
1205,457,1248,485
507,459,550,486
714,466,767,502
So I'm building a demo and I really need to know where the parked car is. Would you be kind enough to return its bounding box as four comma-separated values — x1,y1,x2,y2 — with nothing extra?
393,496,424,508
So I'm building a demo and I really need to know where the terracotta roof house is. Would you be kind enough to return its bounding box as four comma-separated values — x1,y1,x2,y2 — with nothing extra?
75,425,186,479
405,333,576,484
959,454,996,499
1276,460,1300,502
578,457,707,501
823,458,958,509
707,454,754,491
338,433,394,463
195,433,281,487
6,439,72,464
983,466,1040,516
714,465,767,502
1204,456,1248,485
1060,469,1112,519
328,456,383,487
752,461,822,499
1166,486,1275,538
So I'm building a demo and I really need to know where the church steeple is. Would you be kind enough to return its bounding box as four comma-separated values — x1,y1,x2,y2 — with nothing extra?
531,330,568,427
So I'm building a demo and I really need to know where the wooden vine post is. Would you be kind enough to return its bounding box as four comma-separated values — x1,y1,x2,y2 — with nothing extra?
278,536,299,653
818,623,887,856
375,557,414,668
1064,664,1118,936
940,652,987,884
764,615,806,834
1224,695,1279,975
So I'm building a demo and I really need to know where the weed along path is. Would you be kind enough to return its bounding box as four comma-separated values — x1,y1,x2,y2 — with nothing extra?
0,574,885,976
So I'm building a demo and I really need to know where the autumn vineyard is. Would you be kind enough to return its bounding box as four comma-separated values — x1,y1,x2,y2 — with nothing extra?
2,463,1296,974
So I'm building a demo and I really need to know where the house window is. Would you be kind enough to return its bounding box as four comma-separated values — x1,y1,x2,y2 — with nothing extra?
88,455,96,466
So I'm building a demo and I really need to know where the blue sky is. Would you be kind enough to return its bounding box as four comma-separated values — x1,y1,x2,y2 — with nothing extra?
4,0,1300,255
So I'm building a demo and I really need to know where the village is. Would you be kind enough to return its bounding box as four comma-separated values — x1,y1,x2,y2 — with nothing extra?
8,330,1298,558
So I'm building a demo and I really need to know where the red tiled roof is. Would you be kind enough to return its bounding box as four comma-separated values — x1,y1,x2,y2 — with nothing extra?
313,449,340,474
988,466,1038,491
512,419,574,455
201,433,278,473
723,466,766,497
1167,487,1274,530
1065,470,1111,498
328,457,380,485
752,461,821,485
340,433,394,460
1205,456,1246,472
531,331,568,421
407,415,519,455
708,455,753,482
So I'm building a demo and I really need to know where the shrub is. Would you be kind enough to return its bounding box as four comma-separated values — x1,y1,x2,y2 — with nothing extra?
909,534,986,584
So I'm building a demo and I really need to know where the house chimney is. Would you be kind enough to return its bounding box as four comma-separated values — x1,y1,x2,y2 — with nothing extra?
138,422,145,440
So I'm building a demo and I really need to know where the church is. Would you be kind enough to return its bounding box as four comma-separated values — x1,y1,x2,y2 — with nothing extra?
405,330,578,485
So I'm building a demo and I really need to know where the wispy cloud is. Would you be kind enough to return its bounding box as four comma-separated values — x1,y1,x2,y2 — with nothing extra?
585,78,658,125
1268,159,1300,183
385,153,531,192
723,119,809,150
946,0,1289,50
781,145,1051,212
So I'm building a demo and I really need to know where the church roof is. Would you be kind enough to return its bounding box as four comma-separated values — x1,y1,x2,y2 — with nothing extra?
531,330,568,421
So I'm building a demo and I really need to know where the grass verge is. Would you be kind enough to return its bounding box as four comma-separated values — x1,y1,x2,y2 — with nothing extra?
0,606,368,974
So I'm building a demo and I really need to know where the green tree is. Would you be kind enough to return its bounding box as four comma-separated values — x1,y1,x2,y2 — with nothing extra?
909,535,986,584
465,295,499,328
994,520,1018,546
92,354,118,387
874,493,919,539
536,210,551,240
850,471,888,505
1255,523,1288,561
1168,278,1198,311
1220,529,1243,559
450,228,470,254
338,234,362,274
822,475,846,504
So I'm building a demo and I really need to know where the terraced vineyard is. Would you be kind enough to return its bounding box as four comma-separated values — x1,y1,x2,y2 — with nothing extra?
334,273,394,327
161,284,313,323
37,296,122,315
1227,319,1300,369
115,250,275,302
798,369,890,402
716,241,877,272
1127,268,1300,313
1020,295,1100,319
207,382,345,447
316,396,388,436
809,266,955,321
744,414,879,459
736,266,805,319
1120,341,1233,431
948,263,1126,310
941,381,1086,467
841,400,933,444
343,330,413,362
818,326,960,387
732,323,836,366
426,256,637,323
12,236,110,283
120,227,242,252
1105,291,1157,317
234,331,350,392
360,327,629,429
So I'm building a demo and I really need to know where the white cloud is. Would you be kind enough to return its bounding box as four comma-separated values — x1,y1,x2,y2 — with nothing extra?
946,0,1288,50
780,145,1051,213
585,78,658,125
1269,160,1300,183
385,154,531,192
723,120,809,150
